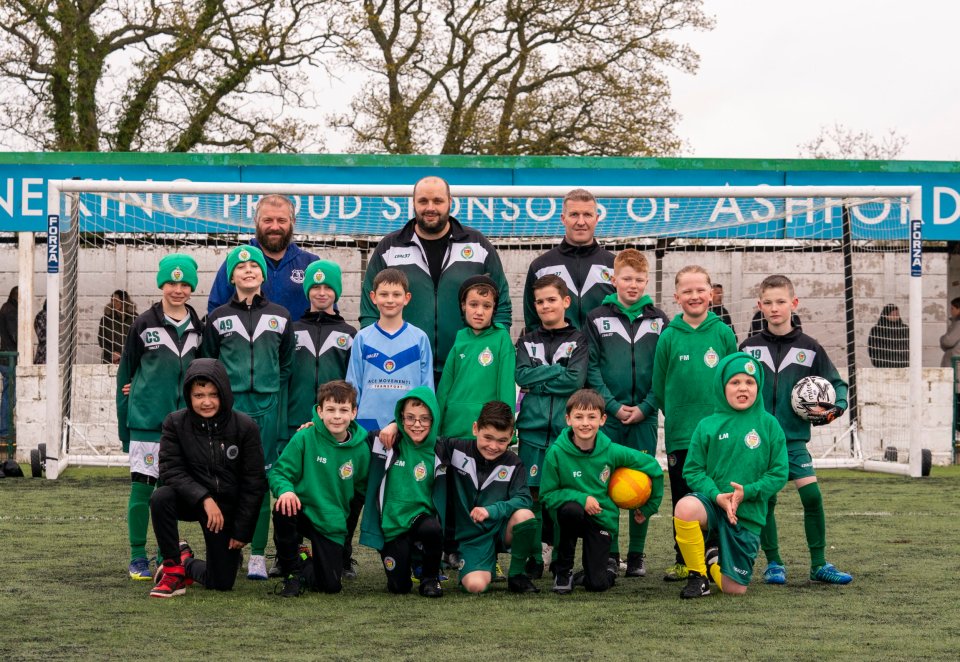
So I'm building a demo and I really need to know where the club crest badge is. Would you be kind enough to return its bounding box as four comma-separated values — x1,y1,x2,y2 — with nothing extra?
414,461,428,482
291,269,305,284
171,267,184,282
461,246,474,259
600,465,611,484
384,557,396,571
744,430,761,449
339,460,354,480
238,248,251,261
268,317,279,330
478,347,494,367
313,270,325,283
704,347,719,368
530,464,538,477
497,468,509,480
745,361,757,376
144,454,155,466
336,335,348,348
796,351,807,364
651,320,660,333
383,359,396,372
600,268,613,282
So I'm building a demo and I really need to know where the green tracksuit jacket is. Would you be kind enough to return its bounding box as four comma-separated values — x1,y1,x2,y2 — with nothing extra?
435,437,532,543
739,326,849,443
359,217,512,373
539,427,664,535
515,322,589,449
116,301,203,447
436,324,516,439
683,352,789,534
522,239,615,330
286,310,356,437
585,295,670,452
202,293,295,414
653,312,738,453
268,410,371,545
359,387,442,549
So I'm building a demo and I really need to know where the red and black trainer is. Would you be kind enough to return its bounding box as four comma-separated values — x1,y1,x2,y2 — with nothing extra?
150,563,187,599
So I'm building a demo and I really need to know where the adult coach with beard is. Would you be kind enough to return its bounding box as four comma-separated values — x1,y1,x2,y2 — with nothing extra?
207,195,319,320
359,176,512,380
522,188,615,331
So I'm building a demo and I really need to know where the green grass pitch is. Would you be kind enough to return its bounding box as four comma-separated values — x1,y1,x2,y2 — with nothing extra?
2,466,959,660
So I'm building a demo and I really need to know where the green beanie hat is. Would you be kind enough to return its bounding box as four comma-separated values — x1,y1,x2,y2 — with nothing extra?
157,253,198,291
303,260,342,301
715,351,765,411
226,244,268,284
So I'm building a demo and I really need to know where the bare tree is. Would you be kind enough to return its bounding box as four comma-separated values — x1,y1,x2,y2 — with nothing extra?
0,0,344,152
799,123,909,161
333,0,712,156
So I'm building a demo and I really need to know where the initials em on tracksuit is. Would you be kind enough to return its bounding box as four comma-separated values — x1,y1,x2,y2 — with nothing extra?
360,387,444,593
523,239,615,330
359,216,512,374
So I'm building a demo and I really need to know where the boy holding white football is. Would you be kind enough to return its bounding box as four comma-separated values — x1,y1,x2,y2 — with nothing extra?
739,274,853,585
674,352,788,599
539,389,663,595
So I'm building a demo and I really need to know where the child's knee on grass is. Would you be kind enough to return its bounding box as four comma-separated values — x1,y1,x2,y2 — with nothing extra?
675,495,707,525
461,571,492,593
721,576,748,595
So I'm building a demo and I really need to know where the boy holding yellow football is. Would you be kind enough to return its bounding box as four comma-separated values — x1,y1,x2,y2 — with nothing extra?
539,389,663,594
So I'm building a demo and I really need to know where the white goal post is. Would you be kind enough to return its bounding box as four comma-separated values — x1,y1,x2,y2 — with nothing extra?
43,180,925,479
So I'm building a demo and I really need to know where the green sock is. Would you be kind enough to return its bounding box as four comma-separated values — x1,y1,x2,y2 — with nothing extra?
761,494,783,565
251,494,271,556
799,482,826,569
508,518,539,577
627,514,649,555
529,499,543,563
128,481,154,562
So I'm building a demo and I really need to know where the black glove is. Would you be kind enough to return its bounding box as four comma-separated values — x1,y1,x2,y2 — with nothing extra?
808,404,844,426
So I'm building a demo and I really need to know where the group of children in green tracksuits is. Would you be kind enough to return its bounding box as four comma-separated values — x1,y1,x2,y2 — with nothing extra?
119,231,854,602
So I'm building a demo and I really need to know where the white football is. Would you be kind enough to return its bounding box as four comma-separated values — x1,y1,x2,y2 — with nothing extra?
790,375,836,420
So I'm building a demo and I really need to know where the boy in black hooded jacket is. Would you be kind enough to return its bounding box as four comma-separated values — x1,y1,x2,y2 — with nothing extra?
149,358,267,598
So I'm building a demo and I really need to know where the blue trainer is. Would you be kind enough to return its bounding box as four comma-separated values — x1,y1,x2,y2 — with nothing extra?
763,562,787,585
811,563,853,584
128,557,152,580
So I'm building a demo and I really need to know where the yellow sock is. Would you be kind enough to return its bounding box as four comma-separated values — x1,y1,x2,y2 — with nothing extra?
673,517,706,576
709,563,723,589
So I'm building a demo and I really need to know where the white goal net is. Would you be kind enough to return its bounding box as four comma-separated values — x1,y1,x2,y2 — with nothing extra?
42,181,925,478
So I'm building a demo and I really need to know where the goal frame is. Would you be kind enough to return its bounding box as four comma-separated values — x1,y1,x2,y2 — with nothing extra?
43,180,925,478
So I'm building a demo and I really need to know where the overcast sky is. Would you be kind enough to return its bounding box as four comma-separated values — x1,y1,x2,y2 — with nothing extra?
670,0,959,161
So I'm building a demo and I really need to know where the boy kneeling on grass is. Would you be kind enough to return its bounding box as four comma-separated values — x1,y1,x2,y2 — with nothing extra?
269,380,371,597
539,389,664,595
674,352,788,599
150,359,267,598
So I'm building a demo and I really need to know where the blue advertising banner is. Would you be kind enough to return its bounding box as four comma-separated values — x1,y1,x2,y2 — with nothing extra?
1,153,958,239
